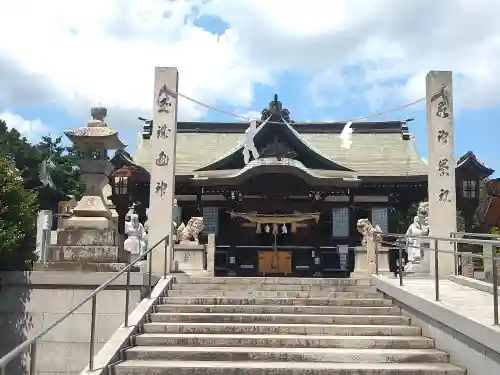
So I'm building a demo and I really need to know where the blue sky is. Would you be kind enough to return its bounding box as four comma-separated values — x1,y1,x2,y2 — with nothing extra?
1,0,499,177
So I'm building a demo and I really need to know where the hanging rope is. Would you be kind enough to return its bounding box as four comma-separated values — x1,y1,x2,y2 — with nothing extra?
164,84,435,154
166,86,426,126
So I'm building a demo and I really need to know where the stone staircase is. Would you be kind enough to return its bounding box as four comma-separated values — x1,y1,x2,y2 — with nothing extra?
112,277,466,375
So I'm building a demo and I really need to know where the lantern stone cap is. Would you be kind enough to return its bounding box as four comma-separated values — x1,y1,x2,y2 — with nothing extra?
64,104,127,150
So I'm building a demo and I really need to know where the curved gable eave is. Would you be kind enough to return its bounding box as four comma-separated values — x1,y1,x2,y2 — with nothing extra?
192,158,359,187
456,151,494,178
112,149,151,178
278,119,354,172
196,119,354,172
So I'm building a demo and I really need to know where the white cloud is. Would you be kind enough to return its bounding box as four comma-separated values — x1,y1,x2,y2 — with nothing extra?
202,0,500,109
0,112,50,139
0,0,499,137
0,0,269,127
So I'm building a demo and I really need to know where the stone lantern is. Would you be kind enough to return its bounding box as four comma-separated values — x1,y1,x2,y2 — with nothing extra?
64,105,126,230
42,105,129,270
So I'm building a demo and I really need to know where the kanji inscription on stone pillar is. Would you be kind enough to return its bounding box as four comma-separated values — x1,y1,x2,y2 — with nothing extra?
148,67,179,275
426,71,457,275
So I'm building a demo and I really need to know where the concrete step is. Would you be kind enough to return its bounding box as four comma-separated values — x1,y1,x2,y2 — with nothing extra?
166,290,383,298
142,322,421,336
160,297,392,306
170,283,378,292
113,360,465,375
155,304,402,315
134,333,435,349
123,346,449,363
149,312,411,325
184,277,371,286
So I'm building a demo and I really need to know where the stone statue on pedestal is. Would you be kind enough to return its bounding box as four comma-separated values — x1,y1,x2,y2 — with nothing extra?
357,218,383,245
405,201,429,273
124,214,146,264
176,217,204,245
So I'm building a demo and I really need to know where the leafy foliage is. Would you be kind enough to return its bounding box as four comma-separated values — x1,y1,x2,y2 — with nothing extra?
0,120,84,199
35,135,85,199
490,226,500,235
0,154,39,270
0,121,42,182
389,202,418,234
0,119,83,270
390,201,467,234
488,227,500,256
456,211,466,232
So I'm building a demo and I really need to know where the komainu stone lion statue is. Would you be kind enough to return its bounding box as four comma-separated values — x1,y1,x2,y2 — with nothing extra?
176,217,204,244
356,218,383,246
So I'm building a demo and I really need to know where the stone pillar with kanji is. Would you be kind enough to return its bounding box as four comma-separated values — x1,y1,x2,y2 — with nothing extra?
148,67,179,275
426,71,457,275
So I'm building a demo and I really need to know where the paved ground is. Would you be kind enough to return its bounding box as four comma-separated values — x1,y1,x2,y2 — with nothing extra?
378,275,500,331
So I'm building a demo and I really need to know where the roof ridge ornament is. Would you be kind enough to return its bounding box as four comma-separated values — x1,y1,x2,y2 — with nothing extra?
261,94,294,123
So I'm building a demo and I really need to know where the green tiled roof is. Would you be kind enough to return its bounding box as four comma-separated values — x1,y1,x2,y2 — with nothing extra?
134,125,428,178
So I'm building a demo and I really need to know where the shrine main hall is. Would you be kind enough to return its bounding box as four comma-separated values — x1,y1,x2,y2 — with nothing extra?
110,95,491,277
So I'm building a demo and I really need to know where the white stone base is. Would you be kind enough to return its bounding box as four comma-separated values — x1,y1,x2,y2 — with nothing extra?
409,250,431,274
354,247,390,273
66,216,111,230
173,244,205,272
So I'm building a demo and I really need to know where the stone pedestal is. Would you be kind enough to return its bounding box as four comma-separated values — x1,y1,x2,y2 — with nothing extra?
417,252,431,274
173,244,206,274
47,229,120,263
426,71,457,276
66,161,115,230
353,247,390,273
461,255,474,278
415,242,431,274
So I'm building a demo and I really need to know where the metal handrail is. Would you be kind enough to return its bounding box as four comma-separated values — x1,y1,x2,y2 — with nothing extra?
451,231,500,239
0,233,170,375
374,231,500,325
382,232,500,247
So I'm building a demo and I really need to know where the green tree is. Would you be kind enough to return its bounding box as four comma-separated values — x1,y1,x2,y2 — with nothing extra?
0,154,39,270
0,120,84,199
0,120,42,182
489,227,500,256
390,202,467,234
456,212,466,232
390,202,418,234
0,119,83,271
36,135,85,199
